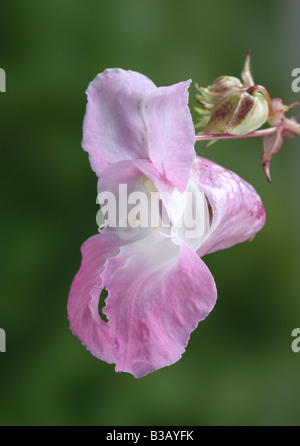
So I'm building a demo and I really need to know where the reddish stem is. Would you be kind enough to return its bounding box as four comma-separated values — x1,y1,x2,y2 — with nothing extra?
284,118,300,136
195,127,277,142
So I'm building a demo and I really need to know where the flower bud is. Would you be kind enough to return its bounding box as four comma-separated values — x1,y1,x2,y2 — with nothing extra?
195,52,270,135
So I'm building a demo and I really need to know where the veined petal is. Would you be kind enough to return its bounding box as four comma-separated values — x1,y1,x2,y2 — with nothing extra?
141,80,196,192
104,236,217,378
194,157,265,257
82,69,156,176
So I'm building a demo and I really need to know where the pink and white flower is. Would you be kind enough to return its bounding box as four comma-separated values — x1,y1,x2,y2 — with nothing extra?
68,69,265,378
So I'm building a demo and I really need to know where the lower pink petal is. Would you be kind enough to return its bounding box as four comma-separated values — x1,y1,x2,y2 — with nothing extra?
105,237,217,378
143,80,196,193
67,233,124,364
69,229,217,378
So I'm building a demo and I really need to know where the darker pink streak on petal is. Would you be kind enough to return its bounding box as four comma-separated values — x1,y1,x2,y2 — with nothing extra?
67,233,124,364
82,69,156,177
143,80,196,193
104,239,217,378
194,157,265,257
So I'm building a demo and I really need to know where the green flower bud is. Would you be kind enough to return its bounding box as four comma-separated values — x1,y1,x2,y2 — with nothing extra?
195,52,270,135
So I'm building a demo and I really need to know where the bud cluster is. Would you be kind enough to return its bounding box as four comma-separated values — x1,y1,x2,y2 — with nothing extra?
195,52,300,181
195,52,270,136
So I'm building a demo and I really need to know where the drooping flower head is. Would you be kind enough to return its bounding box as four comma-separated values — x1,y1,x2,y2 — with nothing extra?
68,69,265,378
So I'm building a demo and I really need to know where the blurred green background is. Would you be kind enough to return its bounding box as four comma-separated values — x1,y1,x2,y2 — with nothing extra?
1,0,300,426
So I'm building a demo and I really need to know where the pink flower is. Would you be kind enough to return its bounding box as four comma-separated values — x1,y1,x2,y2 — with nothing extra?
68,69,265,378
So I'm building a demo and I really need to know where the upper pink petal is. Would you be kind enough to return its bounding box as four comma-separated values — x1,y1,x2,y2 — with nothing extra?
141,80,196,192
82,69,195,191
194,156,266,257
104,236,217,378
82,69,156,176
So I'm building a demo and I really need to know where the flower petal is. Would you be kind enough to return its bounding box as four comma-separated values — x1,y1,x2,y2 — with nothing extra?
68,229,216,378
142,80,196,192
104,236,217,378
194,157,265,257
82,69,156,176
97,160,171,242
82,69,196,192
67,233,124,364
168,174,211,251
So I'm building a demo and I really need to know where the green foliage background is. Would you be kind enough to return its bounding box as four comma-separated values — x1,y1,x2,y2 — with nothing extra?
1,0,300,426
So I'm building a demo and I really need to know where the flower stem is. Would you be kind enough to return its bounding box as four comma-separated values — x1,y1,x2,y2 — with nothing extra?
284,118,300,135
195,127,277,142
